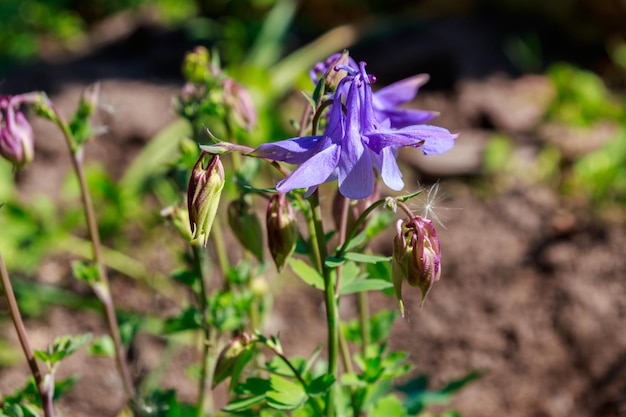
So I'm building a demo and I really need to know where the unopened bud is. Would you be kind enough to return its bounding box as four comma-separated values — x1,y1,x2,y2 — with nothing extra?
310,51,357,91
223,78,257,131
213,333,256,388
160,204,193,242
392,216,441,316
182,46,215,84
228,197,264,262
0,96,34,167
266,194,297,271
80,82,100,117
187,152,225,246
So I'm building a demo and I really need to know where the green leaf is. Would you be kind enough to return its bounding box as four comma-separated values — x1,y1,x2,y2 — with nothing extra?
223,394,267,412
70,261,99,284
289,258,324,290
340,279,392,295
34,333,92,366
88,335,115,357
171,269,198,288
306,374,335,397
324,256,345,268
163,307,203,333
224,377,272,412
344,252,391,264
267,375,307,410
370,394,407,417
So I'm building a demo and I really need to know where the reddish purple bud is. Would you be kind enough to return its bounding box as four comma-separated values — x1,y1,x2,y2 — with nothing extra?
187,153,225,246
266,194,297,271
392,216,441,316
0,96,34,167
223,78,257,131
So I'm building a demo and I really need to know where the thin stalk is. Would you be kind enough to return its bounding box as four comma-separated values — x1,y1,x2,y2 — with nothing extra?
334,195,354,374
357,292,370,357
0,253,54,417
55,116,135,399
193,245,214,416
307,192,338,417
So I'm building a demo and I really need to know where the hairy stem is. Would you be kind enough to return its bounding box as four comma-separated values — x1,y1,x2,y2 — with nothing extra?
0,253,54,417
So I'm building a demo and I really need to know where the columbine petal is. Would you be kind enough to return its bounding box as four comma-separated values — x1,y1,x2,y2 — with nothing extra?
374,74,430,107
365,125,456,154
338,131,374,199
276,142,340,194
377,108,439,129
375,147,404,191
254,135,324,165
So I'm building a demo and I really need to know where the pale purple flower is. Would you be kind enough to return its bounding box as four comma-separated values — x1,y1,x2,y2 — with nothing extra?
255,62,457,200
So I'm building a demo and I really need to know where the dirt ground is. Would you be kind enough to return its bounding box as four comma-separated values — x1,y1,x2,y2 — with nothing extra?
1,13,626,417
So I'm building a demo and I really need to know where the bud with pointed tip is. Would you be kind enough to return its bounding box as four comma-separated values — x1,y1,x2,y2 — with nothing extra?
187,152,225,247
0,95,34,167
266,194,297,271
392,216,441,316
228,196,264,262
213,333,256,388
223,78,257,131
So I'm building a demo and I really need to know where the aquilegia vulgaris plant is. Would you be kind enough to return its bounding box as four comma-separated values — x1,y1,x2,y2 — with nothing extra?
0,47,481,417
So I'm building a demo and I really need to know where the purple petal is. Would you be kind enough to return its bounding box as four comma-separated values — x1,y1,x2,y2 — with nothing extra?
254,135,324,164
365,125,457,154
276,143,340,193
373,74,430,107
338,132,375,199
376,147,404,191
376,108,439,129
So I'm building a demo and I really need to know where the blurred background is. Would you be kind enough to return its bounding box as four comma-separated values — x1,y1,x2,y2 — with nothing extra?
1,1,626,416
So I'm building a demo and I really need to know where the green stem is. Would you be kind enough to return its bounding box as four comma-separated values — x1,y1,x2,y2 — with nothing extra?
193,245,213,416
307,192,338,417
55,116,135,399
357,291,370,357
0,253,54,417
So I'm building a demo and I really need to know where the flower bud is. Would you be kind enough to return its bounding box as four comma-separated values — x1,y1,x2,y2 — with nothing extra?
182,46,216,84
213,333,256,388
266,194,297,271
310,51,357,91
223,78,257,131
79,82,100,117
187,152,225,247
227,196,264,262
0,96,34,167
392,216,441,316
160,204,193,242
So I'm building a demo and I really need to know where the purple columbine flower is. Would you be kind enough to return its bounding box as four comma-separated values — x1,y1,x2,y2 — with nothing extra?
255,61,457,200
